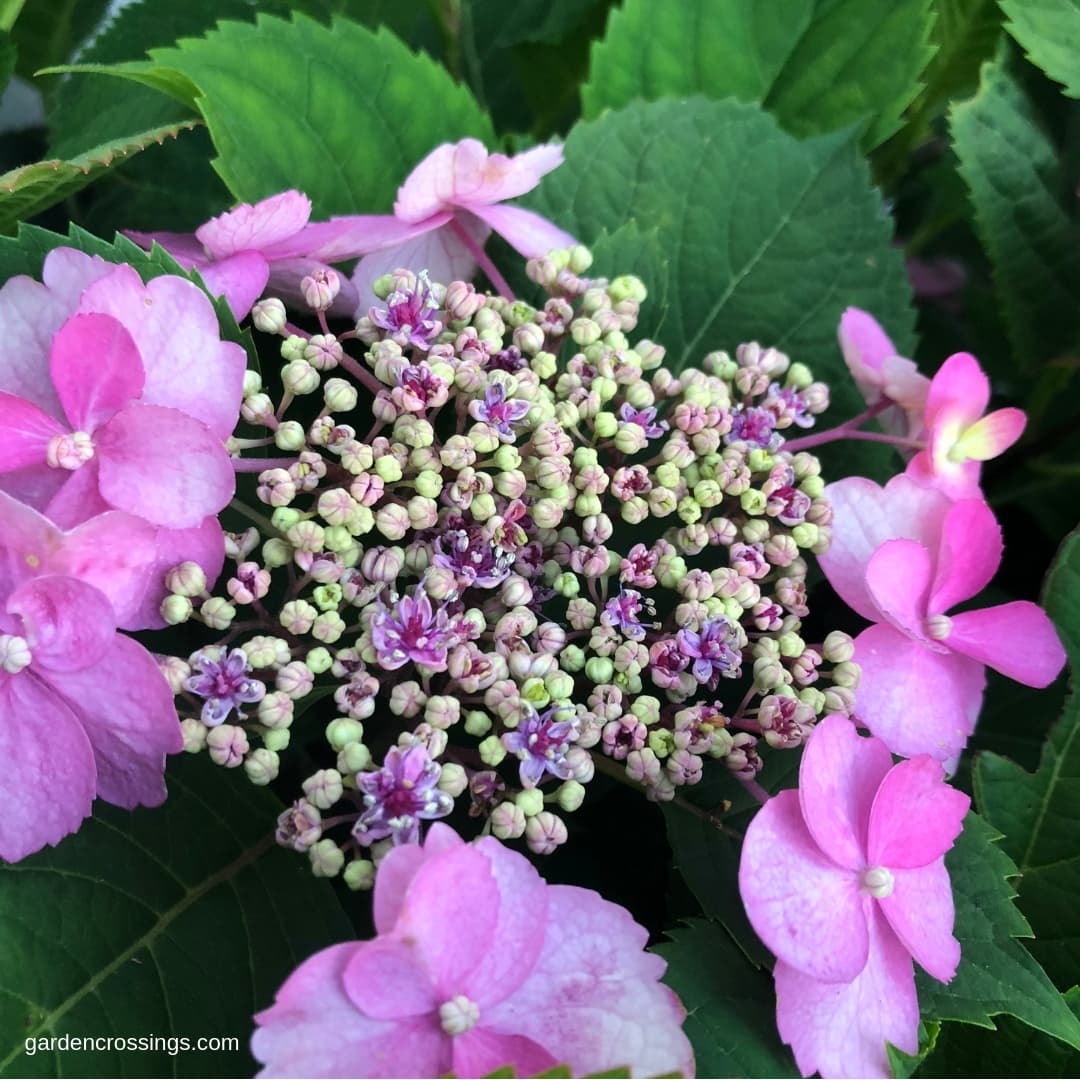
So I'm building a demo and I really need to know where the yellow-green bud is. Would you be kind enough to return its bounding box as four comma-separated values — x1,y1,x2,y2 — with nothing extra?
478,735,507,766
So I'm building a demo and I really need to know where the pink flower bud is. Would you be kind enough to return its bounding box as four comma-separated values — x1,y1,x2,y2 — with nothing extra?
301,268,341,311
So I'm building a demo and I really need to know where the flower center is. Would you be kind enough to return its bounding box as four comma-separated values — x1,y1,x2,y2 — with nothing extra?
45,431,94,470
438,994,480,1036
925,614,952,641
861,865,895,898
0,634,32,674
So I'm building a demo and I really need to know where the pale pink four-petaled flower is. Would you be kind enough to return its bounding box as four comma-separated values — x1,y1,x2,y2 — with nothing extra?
739,716,970,1079
819,475,1065,763
251,822,694,1079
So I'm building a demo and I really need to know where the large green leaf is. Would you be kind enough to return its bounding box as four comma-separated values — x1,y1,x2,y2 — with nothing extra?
0,119,199,233
654,920,798,1078
950,57,1080,370
8,0,109,81
1001,0,1080,97
973,529,1080,991
0,755,353,1078
915,813,1080,1049
582,0,935,151
525,96,915,425
145,13,494,216
914,988,1080,1077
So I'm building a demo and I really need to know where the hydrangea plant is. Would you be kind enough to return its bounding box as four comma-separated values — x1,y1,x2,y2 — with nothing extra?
0,2,1078,1078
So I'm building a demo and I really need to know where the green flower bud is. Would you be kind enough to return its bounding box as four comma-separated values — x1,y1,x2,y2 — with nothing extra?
262,537,292,568
373,455,403,483
160,594,193,625
822,630,855,664
515,788,545,817
464,710,492,737
648,728,676,758
200,597,236,631
792,523,820,548
553,572,580,599
740,489,768,516
778,632,805,658
244,748,280,786
306,646,333,674
323,377,358,412
560,644,586,672
609,274,646,303
555,780,586,813
338,741,371,773
585,656,615,684
343,859,376,891
655,461,680,489
631,695,661,725
274,420,306,452
478,735,507,767
593,411,618,438
326,717,365,750
263,728,291,752
309,838,345,878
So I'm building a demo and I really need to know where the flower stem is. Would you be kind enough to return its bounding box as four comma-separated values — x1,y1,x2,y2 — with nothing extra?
449,217,515,301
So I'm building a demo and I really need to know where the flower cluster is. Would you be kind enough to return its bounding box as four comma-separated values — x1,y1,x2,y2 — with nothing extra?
162,239,862,894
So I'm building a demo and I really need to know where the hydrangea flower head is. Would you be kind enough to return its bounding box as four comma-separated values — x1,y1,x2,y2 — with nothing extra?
819,475,1065,761
739,715,970,1078
905,352,1027,498
353,743,453,846
251,823,694,1078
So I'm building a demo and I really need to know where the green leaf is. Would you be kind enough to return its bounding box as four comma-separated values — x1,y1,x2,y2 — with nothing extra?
40,60,200,110
886,1022,940,1078
0,1,25,33
1001,0,1080,97
146,13,493,216
0,755,353,1078
582,0,935,151
915,813,1080,1050
525,97,915,426
467,0,598,50
973,528,1080,991
0,119,199,233
915,989,1080,1077
9,0,109,81
0,31,15,91
654,919,798,1078
950,57,1080,369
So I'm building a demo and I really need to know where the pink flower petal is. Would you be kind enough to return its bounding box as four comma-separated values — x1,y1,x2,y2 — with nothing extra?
119,518,226,632
868,756,969,869
925,352,990,430
0,391,65,469
195,190,312,259
775,905,918,1080
299,213,451,263
864,538,933,640
371,823,466,933
350,222,484,317
928,498,1002,615
739,789,869,981
819,475,951,622
373,844,499,997
463,142,565,204
946,602,1067,687
880,354,931,417
42,459,111,530
852,623,985,762
8,575,115,672
42,509,159,631
483,883,694,1079
0,463,66,514
342,938,437,1020
0,674,96,862
95,403,235,529
905,445,983,499
395,141,488,221
838,307,896,391
465,202,576,257
47,633,181,808
198,251,270,323
122,229,208,270
798,715,893,872
41,247,116,308
252,943,450,1079
452,1028,557,1079
50,313,144,431
955,406,1026,461
0,276,68,416
77,265,246,441
880,859,961,982
461,835,549,1007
